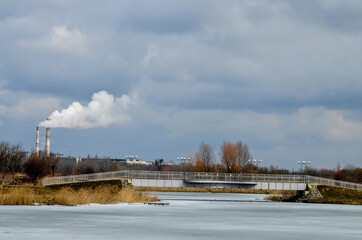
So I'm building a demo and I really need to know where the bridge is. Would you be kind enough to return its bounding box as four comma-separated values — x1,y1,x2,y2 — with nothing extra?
42,170,362,191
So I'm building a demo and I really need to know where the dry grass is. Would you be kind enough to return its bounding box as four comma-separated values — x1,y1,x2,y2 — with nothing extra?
134,186,287,194
50,187,158,206
265,191,298,201
306,186,362,205
0,187,36,205
0,186,158,206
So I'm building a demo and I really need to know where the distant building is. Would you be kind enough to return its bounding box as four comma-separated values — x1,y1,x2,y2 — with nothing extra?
111,155,153,166
54,153,64,158
60,157,82,165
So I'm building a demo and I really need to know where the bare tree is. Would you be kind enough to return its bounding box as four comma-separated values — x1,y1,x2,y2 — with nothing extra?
198,142,215,172
7,144,27,176
194,152,205,172
221,141,237,173
74,162,95,174
47,156,59,176
0,142,10,178
58,160,74,176
236,141,252,172
221,141,252,173
0,142,27,178
109,161,121,172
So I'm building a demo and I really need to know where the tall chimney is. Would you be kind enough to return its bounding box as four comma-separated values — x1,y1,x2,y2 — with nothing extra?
36,126,40,156
45,127,50,157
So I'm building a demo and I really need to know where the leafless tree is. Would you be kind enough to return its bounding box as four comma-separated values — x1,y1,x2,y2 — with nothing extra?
7,144,27,176
221,141,237,173
74,162,95,174
58,160,74,176
0,142,10,178
221,140,252,173
0,142,27,178
47,156,59,176
108,161,121,172
236,141,252,172
198,142,215,172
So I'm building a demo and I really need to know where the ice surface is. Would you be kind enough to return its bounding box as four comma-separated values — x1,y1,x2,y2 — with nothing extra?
0,192,361,240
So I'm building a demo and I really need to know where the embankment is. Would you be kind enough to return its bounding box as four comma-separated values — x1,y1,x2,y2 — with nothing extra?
0,179,158,206
267,184,362,205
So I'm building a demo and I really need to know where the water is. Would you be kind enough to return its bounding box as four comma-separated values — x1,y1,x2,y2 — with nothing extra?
0,192,361,240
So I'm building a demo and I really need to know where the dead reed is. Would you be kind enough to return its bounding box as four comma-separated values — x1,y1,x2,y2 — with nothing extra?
50,186,158,206
0,186,158,206
0,187,36,205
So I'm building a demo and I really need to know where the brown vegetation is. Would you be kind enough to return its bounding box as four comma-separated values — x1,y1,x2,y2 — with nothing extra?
265,191,298,201
1,140,361,186
266,186,362,205
50,187,158,206
0,187,36,205
305,186,362,205
221,141,251,173
22,154,49,182
0,186,158,206
0,142,27,178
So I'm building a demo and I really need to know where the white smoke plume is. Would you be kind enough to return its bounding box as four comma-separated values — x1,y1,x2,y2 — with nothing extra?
39,90,135,129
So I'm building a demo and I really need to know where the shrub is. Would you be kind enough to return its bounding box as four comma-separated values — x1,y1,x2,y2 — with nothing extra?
22,154,48,183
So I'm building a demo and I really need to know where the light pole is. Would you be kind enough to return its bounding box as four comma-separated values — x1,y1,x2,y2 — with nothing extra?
248,159,262,173
178,157,190,174
298,161,311,174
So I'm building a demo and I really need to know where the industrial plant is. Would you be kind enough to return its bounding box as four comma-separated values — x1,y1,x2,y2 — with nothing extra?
36,124,51,157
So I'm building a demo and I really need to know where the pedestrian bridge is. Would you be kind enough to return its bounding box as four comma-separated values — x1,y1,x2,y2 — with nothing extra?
42,170,362,191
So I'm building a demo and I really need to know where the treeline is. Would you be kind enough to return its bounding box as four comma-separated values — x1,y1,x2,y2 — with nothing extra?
160,141,362,184
0,142,127,182
1,141,361,184
162,141,289,174
1,142,60,182
303,165,362,184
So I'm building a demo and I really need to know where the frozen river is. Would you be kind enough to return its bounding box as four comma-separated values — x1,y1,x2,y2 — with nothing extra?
0,192,361,240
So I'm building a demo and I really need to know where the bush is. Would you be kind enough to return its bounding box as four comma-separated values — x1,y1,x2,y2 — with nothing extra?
22,154,48,183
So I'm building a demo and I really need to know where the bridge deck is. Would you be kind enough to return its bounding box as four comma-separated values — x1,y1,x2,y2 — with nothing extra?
42,170,362,191
184,180,257,185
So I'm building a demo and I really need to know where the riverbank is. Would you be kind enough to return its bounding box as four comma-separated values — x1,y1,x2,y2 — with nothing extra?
134,186,293,195
0,182,158,206
267,185,362,205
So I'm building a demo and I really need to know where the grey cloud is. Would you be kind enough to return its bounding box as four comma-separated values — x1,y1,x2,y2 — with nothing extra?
287,0,362,33
1,0,362,168
1,0,362,110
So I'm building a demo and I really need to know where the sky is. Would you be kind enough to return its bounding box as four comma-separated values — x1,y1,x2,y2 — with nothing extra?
0,0,361,170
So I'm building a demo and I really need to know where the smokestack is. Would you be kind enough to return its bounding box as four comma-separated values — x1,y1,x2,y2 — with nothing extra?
36,126,40,156
45,127,50,157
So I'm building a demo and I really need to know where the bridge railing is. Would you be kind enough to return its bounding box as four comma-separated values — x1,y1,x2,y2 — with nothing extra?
305,175,362,191
126,171,306,183
43,170,306,186
42,171,362,190
42,171,129,186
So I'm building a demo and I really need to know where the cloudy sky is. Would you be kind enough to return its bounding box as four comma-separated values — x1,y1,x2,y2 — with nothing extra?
1,0,361,170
